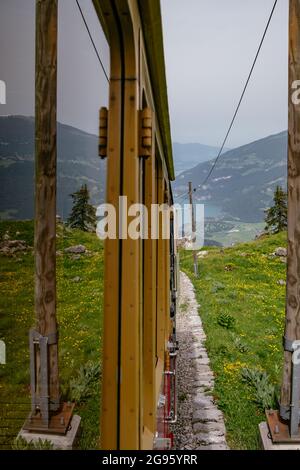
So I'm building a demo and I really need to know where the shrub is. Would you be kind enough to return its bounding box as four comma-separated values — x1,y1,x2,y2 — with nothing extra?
217,312,236,330
231,333,249,353
241,367,277,410
69,360,101,404
211,282,225,293
13,437,54,450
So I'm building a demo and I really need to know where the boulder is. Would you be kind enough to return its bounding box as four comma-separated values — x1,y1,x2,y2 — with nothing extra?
64,245,86,254
197,250,209,258
0,239,28,254
274,247,287,257
7,240,27,248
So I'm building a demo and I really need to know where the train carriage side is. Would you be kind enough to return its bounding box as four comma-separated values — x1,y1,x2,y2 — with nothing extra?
93,0,177,450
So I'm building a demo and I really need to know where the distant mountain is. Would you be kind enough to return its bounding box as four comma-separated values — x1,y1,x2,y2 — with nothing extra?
0,116,106,220
173,142,230,175
0,117,288,226
173,131,288,223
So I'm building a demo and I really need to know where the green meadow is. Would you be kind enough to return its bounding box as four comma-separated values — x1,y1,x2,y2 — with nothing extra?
0,220,104,449
181,232,287,449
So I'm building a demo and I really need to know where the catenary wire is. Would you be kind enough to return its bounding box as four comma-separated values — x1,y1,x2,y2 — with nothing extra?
175,0,278,200
75,0,110,83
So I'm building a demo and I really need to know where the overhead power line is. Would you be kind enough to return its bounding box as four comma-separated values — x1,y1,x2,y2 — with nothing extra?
199,0,278,188
175,187,196,202
75,0,110,83
175,190,189,201
175,0,278,202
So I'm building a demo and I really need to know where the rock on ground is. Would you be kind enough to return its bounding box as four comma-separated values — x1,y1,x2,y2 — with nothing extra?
170,272,229,450
197,251,209,259
64,245,86,254
274,247,287,257
0,239,29,255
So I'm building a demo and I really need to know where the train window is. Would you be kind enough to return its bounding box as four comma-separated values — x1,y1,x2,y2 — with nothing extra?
57,0,109,218
0,0,109,450
57,0,109,449
0,0,35,218
0,1,36,447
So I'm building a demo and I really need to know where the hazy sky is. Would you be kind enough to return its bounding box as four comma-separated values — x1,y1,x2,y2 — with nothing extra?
0,0,109,135
0,0,288,148
162,0,288,147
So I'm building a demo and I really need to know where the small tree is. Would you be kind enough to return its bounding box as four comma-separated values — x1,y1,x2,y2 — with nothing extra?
265,185,287,234
68,184,96,231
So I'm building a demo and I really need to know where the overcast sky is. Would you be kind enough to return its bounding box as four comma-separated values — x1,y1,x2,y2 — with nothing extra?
161,0,288,147
0,0,288,148
0,0,110,135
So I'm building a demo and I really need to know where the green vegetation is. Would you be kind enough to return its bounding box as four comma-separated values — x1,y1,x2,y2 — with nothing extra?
217,312,236,330
180,231,287,449
0,220,104,449
240,368,277,411
69,360,101,404
68,184,97,232
206,220,265,247
265,185,288,234
0,218,289,450
13,437,54,450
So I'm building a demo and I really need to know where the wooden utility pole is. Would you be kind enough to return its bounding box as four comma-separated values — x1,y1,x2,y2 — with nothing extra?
34,0,59,413
188,182,198,277
280,0,300,436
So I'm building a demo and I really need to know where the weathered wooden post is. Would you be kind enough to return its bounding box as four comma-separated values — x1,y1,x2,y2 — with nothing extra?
264,0,300,444
188,182,198,277
22,0,61,431
21,1,73,436
34,0,59,422
279,0,300,438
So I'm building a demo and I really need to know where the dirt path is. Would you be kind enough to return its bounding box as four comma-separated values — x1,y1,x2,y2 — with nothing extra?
171,271,229,450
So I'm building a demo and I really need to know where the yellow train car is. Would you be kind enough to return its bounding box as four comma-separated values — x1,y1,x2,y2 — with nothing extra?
93,0,178,450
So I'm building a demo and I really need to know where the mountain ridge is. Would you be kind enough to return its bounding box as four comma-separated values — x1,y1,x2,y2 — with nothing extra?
173,130,287,223
0,116,288,224
0,115,106,220
173,141,230,175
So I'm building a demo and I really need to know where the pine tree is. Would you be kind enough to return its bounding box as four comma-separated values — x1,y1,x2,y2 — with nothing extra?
68,184,96,232
265,185,288,234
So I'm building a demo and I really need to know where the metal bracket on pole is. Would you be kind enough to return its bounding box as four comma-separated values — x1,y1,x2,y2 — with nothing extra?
24,328,74,435
283,336,297,353
279,404,291,421
290,361,300,437
29,328,59,426
279,336,300,437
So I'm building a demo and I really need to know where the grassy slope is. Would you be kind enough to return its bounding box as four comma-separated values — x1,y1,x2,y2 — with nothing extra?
180,232,287,449
208,221,265,247
0,221,104,449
